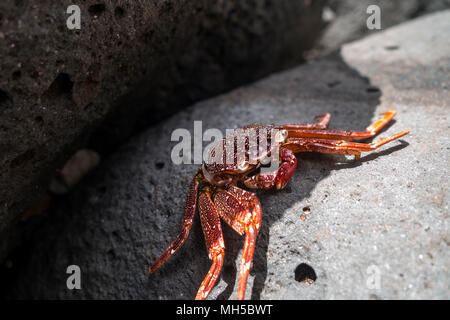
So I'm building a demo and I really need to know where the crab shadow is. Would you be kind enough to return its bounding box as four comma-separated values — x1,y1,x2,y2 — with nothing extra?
215,141,408,300
210,61,409,300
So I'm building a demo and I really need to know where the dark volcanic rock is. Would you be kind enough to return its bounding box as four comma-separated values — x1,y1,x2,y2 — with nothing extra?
0,0,325,262
4,10,449,300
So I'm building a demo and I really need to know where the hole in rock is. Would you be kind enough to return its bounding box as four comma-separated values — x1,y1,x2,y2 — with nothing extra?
89,4,106,16
43,73,73,100
115,7,125,18
294,263,317,284
366,87,380,93
155,162,165,170
384,45,399,51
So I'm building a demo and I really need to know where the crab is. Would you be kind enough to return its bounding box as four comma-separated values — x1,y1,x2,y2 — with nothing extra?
149,110,409,300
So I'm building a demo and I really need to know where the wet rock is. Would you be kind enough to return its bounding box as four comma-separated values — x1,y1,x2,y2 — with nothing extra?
3,10,449,299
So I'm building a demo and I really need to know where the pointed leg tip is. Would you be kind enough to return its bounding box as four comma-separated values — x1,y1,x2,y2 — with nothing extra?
395,130,410,138
148,262,160,274
195,291,207,300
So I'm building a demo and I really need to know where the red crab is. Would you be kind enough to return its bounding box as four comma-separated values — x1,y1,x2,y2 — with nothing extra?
149,110,409,299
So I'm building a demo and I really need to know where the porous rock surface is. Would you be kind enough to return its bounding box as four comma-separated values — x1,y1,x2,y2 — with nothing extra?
4,10,449,299
0,0,325,263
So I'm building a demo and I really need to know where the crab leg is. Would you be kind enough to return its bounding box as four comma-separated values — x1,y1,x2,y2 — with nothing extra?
196,190,225,300
276,113,331,130
244,148,297,190
284,130,409,158
238,220,259,300
149,171,202,274
283,110,398,140
213,186,262,299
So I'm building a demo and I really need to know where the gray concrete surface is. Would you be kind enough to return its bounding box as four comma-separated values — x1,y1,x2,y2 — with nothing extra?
4,10,449,299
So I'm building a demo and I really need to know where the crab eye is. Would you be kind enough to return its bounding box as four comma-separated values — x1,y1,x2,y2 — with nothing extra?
275,129,288,143
238,160,249,171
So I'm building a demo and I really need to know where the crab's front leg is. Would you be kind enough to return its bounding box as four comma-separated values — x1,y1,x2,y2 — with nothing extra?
244,148,297,190
213,186,262,300
195,188,226,300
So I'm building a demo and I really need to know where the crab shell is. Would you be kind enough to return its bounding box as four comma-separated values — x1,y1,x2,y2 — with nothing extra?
201,124,288,186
